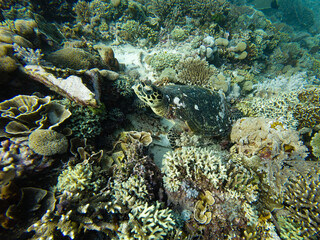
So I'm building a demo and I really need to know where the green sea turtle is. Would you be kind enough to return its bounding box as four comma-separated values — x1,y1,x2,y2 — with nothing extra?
133,81,231,136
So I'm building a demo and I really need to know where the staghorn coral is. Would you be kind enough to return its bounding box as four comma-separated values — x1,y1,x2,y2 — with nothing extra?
28,129,68,156
162,146,228,193
0,95,71,138
117,201,176,240
176,57,214,87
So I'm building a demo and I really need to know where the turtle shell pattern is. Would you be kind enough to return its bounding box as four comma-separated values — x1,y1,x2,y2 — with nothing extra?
158,84,231,136
134,83,231,136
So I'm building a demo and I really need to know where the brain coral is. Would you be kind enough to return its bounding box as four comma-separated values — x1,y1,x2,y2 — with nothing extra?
28,129,68,156
46,47,100,70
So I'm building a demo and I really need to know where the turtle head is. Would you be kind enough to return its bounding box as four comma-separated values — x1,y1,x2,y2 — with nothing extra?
132,81,164,108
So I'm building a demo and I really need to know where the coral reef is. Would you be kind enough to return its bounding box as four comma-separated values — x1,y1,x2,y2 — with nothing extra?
46,47,101,70
284,167,320,237
0,182,55,234
117,201,176,240
0,138,55,184
293,87,320,129
0,95,71,138
311,131,320,159
162,146,228,192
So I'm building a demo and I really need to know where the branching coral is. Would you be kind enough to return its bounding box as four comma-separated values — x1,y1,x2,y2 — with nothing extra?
117,201,176,240
162,146,228,192
284,167,320,237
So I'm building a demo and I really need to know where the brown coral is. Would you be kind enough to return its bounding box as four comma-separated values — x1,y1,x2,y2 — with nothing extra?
176,57,214,87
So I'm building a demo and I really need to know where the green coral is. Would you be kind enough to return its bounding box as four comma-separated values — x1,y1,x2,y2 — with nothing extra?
311,131,320,159
147,52,181,72
68,103,107,139
170,26,188,41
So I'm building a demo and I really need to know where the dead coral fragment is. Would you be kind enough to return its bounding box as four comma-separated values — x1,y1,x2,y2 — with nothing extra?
28,129,68,156
23,65,97,107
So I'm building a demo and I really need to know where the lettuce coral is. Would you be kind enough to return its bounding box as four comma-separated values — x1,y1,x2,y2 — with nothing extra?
0,95,71,138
